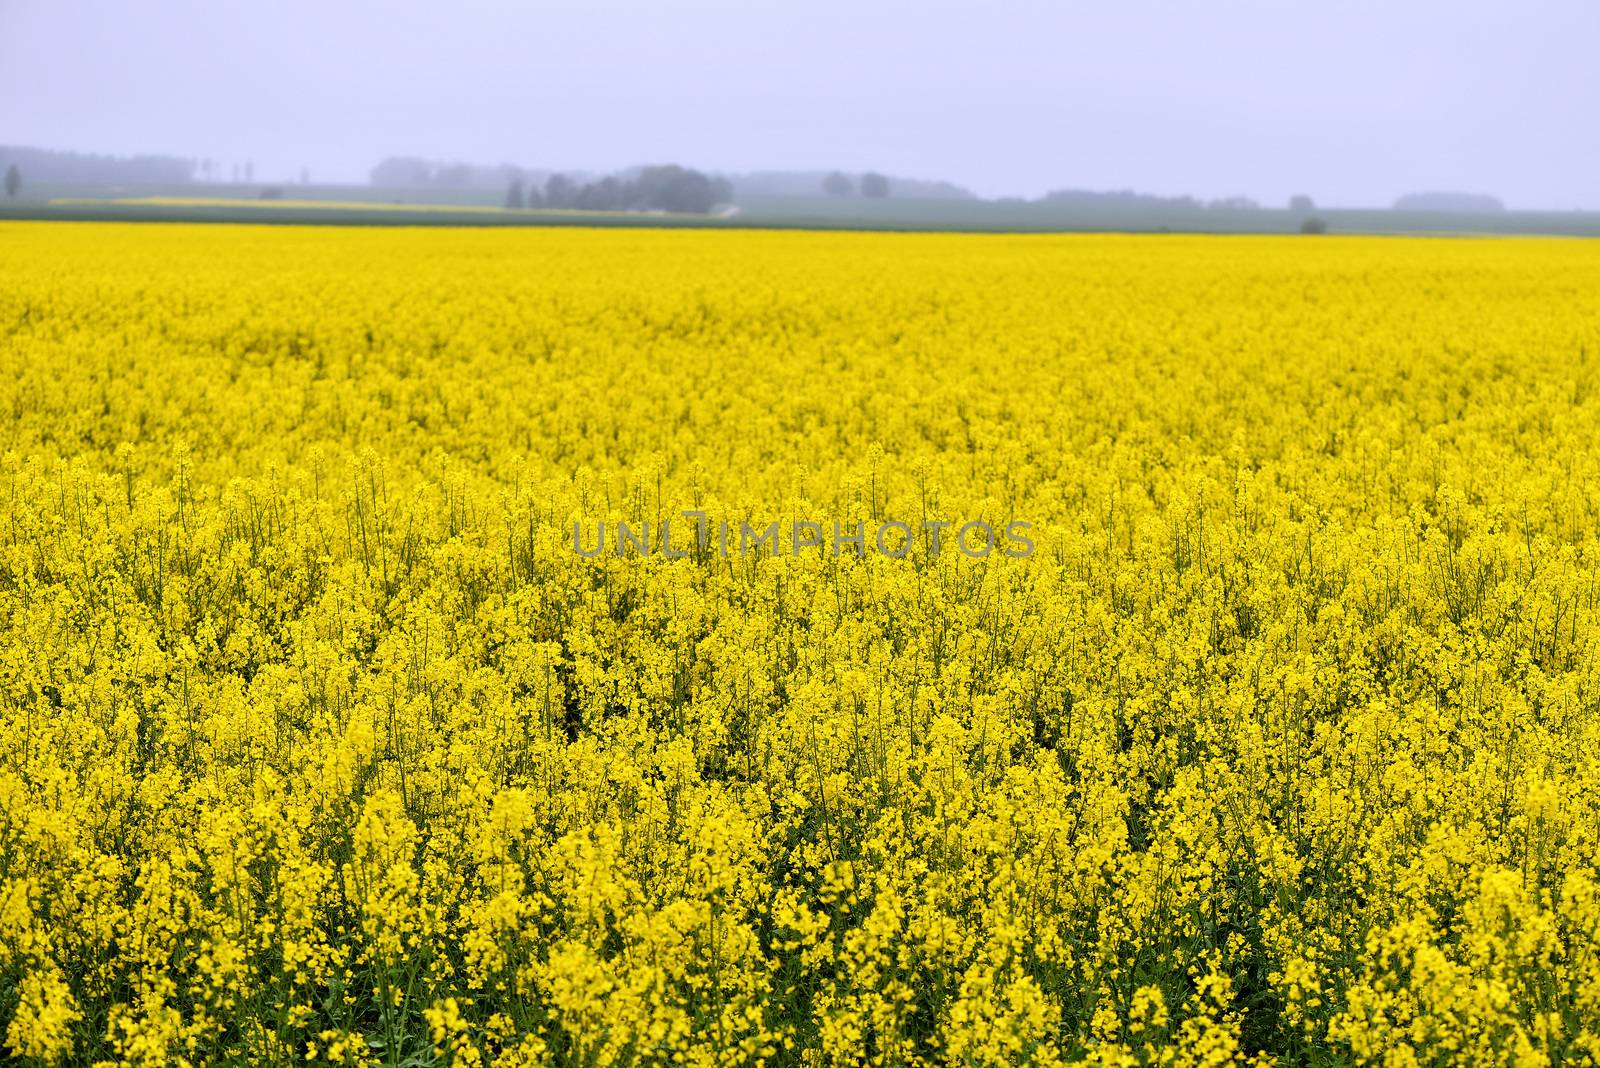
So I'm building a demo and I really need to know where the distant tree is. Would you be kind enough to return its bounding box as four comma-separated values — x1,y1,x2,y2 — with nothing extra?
1289,194,1315,212
860,172,889,198
299,167,310,185
629,165,718,213
545,174,576,209
4,165,19,199
245,161,255,182
371,157,435,186
822,171,854,197
709,176,734,206
505,177,526,209
524,183,545,209
1300,216,1328,234
576,177,623,211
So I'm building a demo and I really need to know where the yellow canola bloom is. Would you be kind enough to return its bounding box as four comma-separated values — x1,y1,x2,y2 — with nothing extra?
2,222,1600,1065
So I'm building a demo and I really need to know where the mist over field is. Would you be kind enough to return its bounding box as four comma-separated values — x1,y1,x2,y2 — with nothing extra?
2,0,1597,208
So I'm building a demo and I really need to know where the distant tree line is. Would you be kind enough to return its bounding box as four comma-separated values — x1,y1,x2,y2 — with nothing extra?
822,171,891,198
529,165,733,214
734,171,972,199
1042,189,1269,211
1044,189,1204,210
369,160,992,205
371,157,531,190
0,146,194,185
1393,191,1505,213
373,157,733,214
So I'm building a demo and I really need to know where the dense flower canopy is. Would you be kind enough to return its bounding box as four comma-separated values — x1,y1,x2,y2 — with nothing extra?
2,223,1600,1065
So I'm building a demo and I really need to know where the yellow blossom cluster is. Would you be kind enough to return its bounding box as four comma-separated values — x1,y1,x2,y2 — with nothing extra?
2,221,1600,1065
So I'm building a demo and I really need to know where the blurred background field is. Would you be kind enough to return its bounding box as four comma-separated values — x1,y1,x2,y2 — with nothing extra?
6,181,1600,235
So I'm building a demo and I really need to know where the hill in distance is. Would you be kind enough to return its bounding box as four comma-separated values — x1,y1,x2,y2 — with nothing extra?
1393,191,1506,212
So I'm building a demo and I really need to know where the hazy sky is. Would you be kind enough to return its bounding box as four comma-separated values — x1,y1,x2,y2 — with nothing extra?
2,0,1596,207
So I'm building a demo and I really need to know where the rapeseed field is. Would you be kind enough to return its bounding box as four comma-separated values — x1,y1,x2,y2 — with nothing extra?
3,222,1600,1066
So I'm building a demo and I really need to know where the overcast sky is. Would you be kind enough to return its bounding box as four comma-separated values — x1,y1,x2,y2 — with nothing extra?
2,0,1595,207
